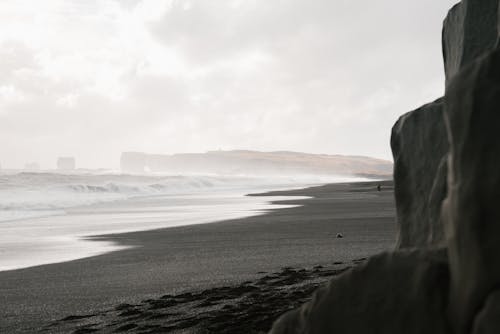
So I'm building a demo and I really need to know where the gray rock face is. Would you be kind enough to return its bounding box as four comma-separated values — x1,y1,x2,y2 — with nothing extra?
269,250,450,334
472,290,500,334
392,0,500,249
390,98,448,248
442,0,499,84
268,1,500,333
498,4,500,46
443,47,500,334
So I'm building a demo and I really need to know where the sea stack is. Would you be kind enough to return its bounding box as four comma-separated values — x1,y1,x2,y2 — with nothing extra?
24,162,40,171
120,152,147,173
57,157,76,170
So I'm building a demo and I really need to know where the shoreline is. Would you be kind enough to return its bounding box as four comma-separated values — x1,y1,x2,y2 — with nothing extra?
0,180,395,332
0,189,310,272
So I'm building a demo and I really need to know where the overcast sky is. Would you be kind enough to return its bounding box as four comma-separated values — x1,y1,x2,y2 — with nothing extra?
0,0,458,169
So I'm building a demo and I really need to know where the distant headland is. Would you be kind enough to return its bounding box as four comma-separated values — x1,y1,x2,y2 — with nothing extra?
120,150,392,178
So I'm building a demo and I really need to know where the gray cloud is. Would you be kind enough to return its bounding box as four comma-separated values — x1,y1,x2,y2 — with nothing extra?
0,0,457,168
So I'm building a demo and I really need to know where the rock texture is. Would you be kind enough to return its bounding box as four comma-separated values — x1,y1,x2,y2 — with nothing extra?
443,47,500,334
270,250,450,334
269,1,500,333
393,0,500,249
391,98,448,248
472,290,500,334
442,0,499,84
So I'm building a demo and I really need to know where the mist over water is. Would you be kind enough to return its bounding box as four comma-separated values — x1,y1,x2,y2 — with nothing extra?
0,171,372,271
0,171,369,223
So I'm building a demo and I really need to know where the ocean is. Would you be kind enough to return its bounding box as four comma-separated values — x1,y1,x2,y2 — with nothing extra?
0,171,368,271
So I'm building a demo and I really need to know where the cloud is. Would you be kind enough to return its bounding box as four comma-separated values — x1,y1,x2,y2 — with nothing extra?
0,0,458,168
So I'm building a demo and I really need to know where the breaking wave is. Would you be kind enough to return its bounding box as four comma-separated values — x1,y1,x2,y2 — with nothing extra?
0,171,368,222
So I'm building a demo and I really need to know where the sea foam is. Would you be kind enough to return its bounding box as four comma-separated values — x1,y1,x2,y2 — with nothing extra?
0,171,365,223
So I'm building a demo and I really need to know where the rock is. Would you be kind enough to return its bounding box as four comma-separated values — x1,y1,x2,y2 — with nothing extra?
335,233,343,239
390,0,500,249
269,2,500,333
120,152,148,173
498,4,500,46
269,250,450,334
472,290,500,334
442,47,500,334
442,0,499,85
56,156,76,170
390,98,448,248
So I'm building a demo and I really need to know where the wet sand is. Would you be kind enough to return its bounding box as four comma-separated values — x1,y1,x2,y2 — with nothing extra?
0,181,395,333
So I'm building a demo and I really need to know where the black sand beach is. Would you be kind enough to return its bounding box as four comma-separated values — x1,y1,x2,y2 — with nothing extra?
0,181,396,333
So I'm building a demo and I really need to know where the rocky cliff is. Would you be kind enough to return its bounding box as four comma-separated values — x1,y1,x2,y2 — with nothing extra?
391,98,448,248
442,0,499,84
269,1,500,333
120,150,393,177
444,45,500,334
394,0,499,249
